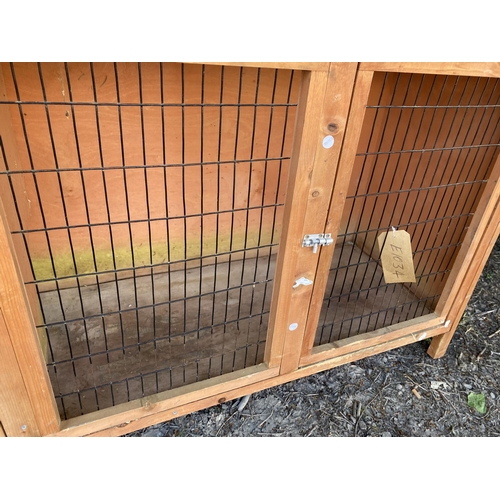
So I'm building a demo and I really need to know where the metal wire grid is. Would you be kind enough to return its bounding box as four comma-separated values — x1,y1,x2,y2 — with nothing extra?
316,72,500,346
0,63,300,419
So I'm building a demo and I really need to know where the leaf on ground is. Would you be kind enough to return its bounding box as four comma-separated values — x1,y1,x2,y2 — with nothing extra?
468,392,486,414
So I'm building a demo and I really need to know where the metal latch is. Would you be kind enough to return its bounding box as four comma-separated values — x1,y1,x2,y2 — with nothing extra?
302,233,334,253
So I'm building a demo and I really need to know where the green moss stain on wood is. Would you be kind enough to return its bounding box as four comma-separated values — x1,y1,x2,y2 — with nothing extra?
31,227,281,281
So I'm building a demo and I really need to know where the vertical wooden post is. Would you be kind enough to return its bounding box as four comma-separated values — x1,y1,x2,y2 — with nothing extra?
265,63,360,374
300,69,374,359
264,68,328,369
0,309,42,436
0,197,60,435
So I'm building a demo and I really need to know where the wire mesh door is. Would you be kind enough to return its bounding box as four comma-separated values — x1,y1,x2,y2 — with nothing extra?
312,71,500,349
0,62,301,420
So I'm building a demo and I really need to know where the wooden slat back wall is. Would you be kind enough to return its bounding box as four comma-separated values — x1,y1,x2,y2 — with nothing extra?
0,69,48,357
0,63,301,290
339,71,500,306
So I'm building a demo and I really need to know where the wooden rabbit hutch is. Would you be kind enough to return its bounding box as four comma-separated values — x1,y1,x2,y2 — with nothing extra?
1,62,499,437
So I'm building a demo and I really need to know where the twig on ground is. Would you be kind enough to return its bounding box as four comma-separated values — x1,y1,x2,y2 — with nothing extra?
306,425,318,437
354,383,390,436
437,389,460,414
216,412,236,436
404,374,425,390
476,309,497,317
334,413,353,426
258,400,282,429
477,348,487,361
489,329,500,338
437,410,448,423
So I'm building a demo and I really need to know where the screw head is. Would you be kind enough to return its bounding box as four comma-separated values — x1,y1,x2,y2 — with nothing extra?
322,135,334,149
21,425,27,431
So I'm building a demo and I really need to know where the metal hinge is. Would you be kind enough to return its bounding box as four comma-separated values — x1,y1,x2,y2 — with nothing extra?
302,233,334,253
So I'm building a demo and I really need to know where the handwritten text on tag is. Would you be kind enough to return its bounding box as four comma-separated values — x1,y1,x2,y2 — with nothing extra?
377,230,416,283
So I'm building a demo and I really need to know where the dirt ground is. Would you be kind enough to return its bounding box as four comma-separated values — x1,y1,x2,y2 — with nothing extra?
126,239,500,437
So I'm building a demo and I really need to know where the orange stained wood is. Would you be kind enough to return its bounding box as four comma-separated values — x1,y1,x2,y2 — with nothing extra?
56,317,450,437
0,67,47,354
0,62,499,436
193,62,330,71
56,363,278,437
359,63,500,79
429,156,500,358
435,153,500,320
264,63,360,374
300,69,374,359
0,195,60,435
263,69,329,368
301,313,445,366
428,219,500,358
0,308,41,436
0,63,300,287
339,72,499,308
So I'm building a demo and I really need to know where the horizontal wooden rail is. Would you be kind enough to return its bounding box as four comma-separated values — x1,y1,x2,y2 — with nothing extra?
359,62,500,78
301,313,446,366
55,364,278,437
56,320,451,437
190,62,329,71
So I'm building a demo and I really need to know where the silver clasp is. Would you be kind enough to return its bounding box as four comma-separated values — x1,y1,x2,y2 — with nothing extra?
302,233,334,253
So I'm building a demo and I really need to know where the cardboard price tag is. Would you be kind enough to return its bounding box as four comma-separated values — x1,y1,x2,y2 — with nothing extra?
377,230,416,283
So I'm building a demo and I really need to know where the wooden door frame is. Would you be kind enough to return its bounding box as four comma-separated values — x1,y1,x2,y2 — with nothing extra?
264,62,360,374
298,62,500,368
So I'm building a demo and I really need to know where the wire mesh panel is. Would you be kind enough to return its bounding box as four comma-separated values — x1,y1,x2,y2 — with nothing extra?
0,63,300,419
315,71,500,346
